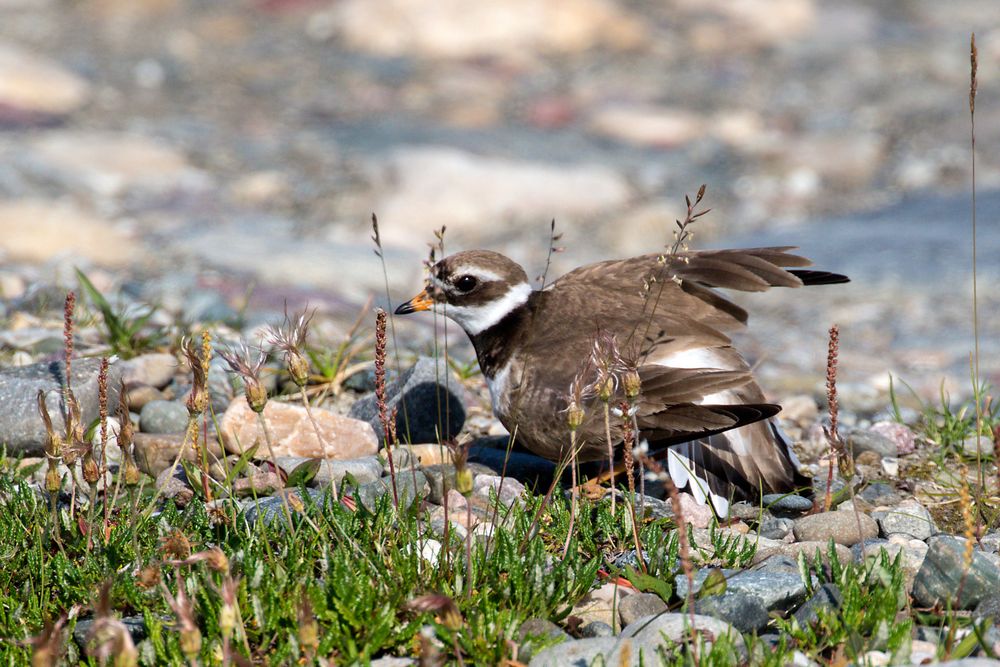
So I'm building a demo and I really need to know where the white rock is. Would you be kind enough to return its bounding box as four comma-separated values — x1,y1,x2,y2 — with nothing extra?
372,146,632,246
589,105,704,148
326,0,645,60
0,43,89,116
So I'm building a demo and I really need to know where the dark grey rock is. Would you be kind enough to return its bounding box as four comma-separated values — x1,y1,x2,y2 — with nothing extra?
356,471,429,512
618,592,668,627
847,428,897,458
275,456,383,489
518,618,570,663
468,444,557,492
912,536,1000,610
343,365,377,392
154,465,193,507
859,481,901,505
851,538,891,562
695,591,770,633
422,464,458,504
73,614,147,650
973,595,1000,624
578,621,614,638
759,517,795,540
241,488,324,527
726,570,808,612
0,358,122,456
762,493,814,516
348,357,465,444
528,637,617,667
753,555,801,575
637,496,674,521
872,500,936,540
793,584,843,626
139,399,189,434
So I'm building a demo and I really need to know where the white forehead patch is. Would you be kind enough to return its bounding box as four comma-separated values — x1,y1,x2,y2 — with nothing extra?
439,282,532,335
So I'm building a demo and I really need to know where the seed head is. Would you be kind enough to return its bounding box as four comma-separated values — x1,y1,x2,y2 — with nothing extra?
267,307,315,388
219,342,269,413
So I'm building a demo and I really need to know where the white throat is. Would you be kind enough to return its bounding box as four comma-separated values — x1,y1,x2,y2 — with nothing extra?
442,282,532,335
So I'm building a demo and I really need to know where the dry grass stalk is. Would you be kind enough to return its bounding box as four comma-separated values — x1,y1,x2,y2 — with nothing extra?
268,307,339,501
374,308,400,509
619,400,645,571
85,581,138,667
822,324,843,511
591,331,623,515
562,371,588,558
535,218,564,288
38,390,64,541
63,292,75,421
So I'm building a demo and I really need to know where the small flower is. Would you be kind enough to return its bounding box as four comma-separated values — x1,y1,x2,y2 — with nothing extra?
181,336,211,417
588,330,625,403
267,306,314,388
219,342,269,413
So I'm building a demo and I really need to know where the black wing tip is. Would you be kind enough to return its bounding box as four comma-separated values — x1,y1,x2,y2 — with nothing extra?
789,269,851,285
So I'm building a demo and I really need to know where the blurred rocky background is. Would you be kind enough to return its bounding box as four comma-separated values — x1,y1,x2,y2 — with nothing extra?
0,0,997,406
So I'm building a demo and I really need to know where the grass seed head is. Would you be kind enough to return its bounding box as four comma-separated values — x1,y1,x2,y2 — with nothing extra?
268,307,314,387
219,342,269,413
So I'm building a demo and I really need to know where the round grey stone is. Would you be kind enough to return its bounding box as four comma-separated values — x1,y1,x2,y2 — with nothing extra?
618,592,668,627
139,400,189,434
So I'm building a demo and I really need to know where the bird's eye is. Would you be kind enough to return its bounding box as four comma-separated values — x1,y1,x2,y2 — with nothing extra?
454,275,478,292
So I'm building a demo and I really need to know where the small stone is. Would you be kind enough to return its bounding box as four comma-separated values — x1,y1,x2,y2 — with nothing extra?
589,105,704,148
912,536,1000,610
577,621,614,638
695,591,770,634
974,595,1000,624
155,466,194,507
133,432,224,477
221,398,377,459
855,450,882,467
780,394,819,424
675,568,739,600
762,493,814,516
872,499,936,540
355,471,429,512
73,615,146,651
961,436,993,458
677,491,715,528
473,474,526,508
869,421,916,456
422,464,458,503
121,353,178,389
759,517,795,540
139,400,190,434
232,471,284,497
859,482,901,505
793,583,843,626
125,384,165,411
616,613,746,663
348,357,465,444
981,532,1000,554
370,658,416,667
726,570,808,613
0,43,89,121
528,637,617,667
568,582,633,630
0,358,122,456
752,542,853,567
793,511,878,546
846,428,897,459
27,131,210,199
518,618,570,663
241,488,324,527
618,592,668,627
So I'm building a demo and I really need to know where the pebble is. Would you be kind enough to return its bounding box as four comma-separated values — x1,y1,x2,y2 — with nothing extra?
869,421,916,456
846,428,898,459
753,541,853,567
759,517,795,540
872,499,937,540
155,465,194,507
241,488,324,527
694,591,770,633
725,569,808,612
792,583,842,626
133,431,224,477
355,471,430,512
139,400,190,434
517,618,570,663
528,637,617,667
792,511,879,546
617,613,746,663
232,470,284,497
0,358,122,456
762,493,814,516
577,621,614,638
349,357,465,445
473,474,526,508
961,435,993,458
912,536,1000,610
567,582,633,630
617,592,667,627
0,42,89,120
125,384,165,411
120,353,178,389
221,398,377,460
72,615,146,652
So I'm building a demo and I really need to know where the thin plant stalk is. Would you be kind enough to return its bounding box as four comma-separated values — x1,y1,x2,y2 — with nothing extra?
823,324,841,512
374,308,399,509
602,402,616,516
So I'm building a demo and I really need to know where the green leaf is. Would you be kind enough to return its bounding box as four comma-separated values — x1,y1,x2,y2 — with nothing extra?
624,565,672,602
698,568,727,598
286,458,321,488
223,442,259,485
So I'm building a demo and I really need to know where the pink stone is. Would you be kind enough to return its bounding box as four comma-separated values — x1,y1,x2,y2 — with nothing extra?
870,421,916,456
220,398,377,459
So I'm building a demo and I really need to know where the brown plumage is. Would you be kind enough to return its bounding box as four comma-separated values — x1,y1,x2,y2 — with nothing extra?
396,247,848,515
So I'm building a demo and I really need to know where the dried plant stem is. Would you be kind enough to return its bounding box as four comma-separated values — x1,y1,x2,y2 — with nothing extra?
299,389,338,501
602,402,616,516
663,472,698,663
823,324,841,512
256,412,297,533
621,403,644,570
562,435,579,559
374,308,400,510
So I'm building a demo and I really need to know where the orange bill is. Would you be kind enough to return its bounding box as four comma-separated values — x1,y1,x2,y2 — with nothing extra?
394,288,434,315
